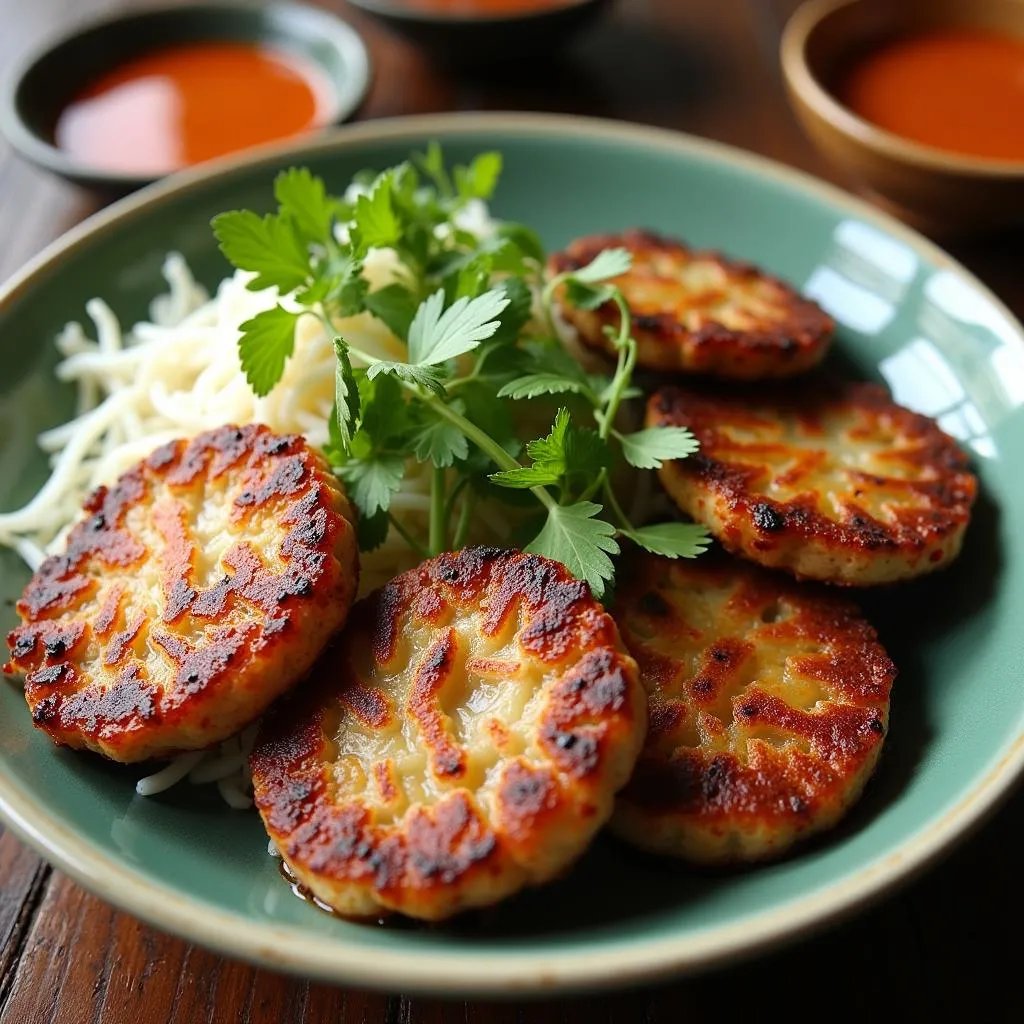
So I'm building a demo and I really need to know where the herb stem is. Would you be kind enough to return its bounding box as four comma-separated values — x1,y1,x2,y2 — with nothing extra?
424,395,557,512
452,490,476,550
429,465,447,554
602,476,635,532
388,512,429,558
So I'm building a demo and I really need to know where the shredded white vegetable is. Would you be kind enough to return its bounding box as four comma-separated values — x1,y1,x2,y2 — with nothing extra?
0,201,527,811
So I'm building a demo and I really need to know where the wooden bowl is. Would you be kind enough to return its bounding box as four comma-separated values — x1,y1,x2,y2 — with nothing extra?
780,0,1024,235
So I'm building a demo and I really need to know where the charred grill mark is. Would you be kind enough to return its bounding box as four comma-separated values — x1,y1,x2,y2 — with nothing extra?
341,682,393,729
407,628,466,781
405,793,496,884
373,760,400,805
649,379,977,564
103,615,144,666
549,230,833,377
495,761,560,843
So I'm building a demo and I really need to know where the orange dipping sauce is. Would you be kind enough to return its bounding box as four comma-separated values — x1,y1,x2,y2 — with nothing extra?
836,29,1024,162
54,42,335,176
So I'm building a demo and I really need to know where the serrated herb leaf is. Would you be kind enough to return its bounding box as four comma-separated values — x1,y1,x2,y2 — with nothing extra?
408,288,510,366
354,174,401,248
564,426,611,480
237,305,300,396
619,426,700,469
412,415,469,468
332,338,360,454
526,407,570,465
338,455,406,518
365,283,418,340
212,210,310,293
489,465,564,489
526,502,619,598
489,277,534,345
455,152,502,201
572,247,632,283
274,168,334,243
564,279,616,311
356,508,390,551
366,361,447,396
495,221,545,264
497,373,588,401
626,522,711,559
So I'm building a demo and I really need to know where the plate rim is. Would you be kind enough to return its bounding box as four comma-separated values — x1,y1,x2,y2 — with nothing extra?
1,110,1023,994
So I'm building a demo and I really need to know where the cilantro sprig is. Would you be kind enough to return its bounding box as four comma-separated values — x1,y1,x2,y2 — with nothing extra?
211,149,708,597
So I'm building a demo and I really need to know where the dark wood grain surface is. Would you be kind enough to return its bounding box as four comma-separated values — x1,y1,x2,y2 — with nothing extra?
1,0,1021,1020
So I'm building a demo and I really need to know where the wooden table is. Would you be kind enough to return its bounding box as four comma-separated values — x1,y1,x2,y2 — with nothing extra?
1,0,1021,1019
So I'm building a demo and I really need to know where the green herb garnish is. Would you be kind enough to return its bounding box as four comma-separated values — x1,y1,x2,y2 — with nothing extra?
211,149,709,597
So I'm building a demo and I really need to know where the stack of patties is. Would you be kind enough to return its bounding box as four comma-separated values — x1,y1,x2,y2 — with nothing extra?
549,229,978,864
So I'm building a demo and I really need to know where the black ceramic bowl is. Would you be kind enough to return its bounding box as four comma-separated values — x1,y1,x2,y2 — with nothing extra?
0,1,371,193
347,0,611,66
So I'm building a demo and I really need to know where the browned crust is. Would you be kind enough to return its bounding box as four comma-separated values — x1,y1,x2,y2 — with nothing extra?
548,229,833,379
4,424,359,762
250,546,645,921
610,552,895,863
648,379,977,584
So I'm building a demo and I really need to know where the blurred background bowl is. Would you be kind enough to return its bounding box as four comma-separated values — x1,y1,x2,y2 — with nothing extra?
346,0,611,68
780,0,1024,236
0,1,371,194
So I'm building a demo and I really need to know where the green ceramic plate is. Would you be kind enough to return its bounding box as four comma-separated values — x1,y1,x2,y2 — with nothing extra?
1,114,1022,995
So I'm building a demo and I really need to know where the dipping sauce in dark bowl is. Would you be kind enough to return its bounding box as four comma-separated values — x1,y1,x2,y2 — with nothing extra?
54,42,335,177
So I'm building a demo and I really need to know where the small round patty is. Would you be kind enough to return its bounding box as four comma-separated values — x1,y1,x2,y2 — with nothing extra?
610,552,895,864
4,425,359,763
548,229,833,379
649,379,977,585
250,547,646,922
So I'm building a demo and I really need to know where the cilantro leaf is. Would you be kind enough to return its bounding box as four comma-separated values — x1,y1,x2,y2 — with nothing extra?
366,361,446,396
408,288,510,366
353,173,401,248
274,168,334,243
525,407,570,465
332,338,360,454
411,416,470,467
237,305,300,396
526,502,619,598
626,522,711,559
489,278,534,345
495,221,545,264
571,247,632,283
497,374,589,401
564,426,611,481
322,251,369,317
338,455,406,518
454,152,502,201
356,508,390,551
489,465,564,489
365,283,418,340
619,427,700,469
564,279,616,311
212,210,310,293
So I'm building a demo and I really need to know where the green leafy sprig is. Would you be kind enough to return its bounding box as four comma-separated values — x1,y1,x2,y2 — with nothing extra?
211,149,708,597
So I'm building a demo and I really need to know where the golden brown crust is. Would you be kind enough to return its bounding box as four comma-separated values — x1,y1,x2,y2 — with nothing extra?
250,546,646,921
649,379,977,585
610,552,895,864
548,230,833,379
4,425,359,763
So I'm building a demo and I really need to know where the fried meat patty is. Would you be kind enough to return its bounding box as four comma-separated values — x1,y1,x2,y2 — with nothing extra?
4,425,359,763
548,230,833,379
250,547,646,921
610,553,895,864
649,380,977,585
